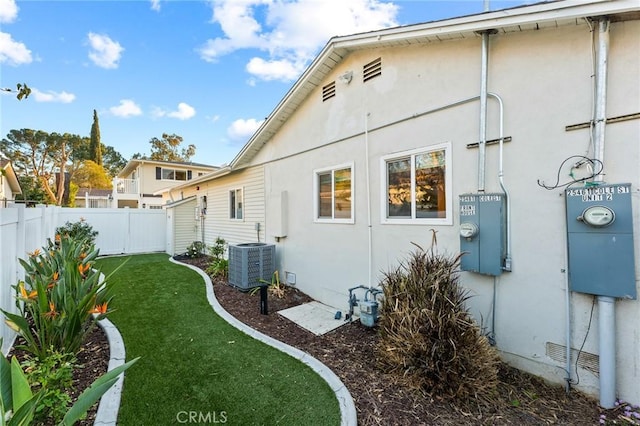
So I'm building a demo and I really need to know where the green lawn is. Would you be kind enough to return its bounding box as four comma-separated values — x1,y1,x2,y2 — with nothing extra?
98,253,340,425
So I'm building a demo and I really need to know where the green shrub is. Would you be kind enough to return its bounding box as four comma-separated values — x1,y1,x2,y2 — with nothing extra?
55,219,98,252
205,237,228,280
186,241,206,258
376,245,500,400
22,350,76,424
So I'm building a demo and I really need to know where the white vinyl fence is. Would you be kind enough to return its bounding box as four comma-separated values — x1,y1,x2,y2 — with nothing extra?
1,205,167,354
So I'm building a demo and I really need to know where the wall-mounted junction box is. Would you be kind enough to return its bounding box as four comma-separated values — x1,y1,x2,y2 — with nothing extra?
459,193,506,276
565,183,636,299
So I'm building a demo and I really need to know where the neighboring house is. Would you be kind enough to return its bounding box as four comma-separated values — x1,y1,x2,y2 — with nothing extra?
166,0,640,406
0,159,22,208
74,188,113,208
112,159,217,209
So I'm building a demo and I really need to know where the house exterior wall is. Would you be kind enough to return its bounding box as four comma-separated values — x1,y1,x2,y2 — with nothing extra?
252,19,639,403
178,166,266,250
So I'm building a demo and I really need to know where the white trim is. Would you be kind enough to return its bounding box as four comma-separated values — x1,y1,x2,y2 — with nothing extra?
380,142,452,226
313,162,355,224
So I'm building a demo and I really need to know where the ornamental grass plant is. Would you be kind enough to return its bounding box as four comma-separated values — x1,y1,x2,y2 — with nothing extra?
376,244,500,401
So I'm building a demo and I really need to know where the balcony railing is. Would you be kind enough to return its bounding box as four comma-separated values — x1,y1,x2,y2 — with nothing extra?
115,178,138,194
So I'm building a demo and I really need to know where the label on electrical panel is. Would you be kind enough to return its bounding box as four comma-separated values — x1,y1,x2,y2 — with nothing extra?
566,184,630,203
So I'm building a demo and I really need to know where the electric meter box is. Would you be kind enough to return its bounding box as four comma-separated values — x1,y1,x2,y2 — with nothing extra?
459,193,506,276
565,183,636,299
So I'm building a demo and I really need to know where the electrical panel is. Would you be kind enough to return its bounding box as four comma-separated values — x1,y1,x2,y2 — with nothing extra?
565,183,636,299
459,193,506,276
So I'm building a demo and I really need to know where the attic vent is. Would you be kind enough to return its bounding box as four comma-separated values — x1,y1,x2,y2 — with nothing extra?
545,342,599,374
322,81,336,101
363,57,382,82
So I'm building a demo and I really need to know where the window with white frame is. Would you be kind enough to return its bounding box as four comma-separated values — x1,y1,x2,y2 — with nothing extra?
229,188,243,220
156,167,192,181
314,163,354,223
381,143,452,225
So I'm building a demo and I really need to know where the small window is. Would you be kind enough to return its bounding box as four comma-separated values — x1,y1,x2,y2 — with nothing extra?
314,163,354,223
381,143,452,225
230,188,243,220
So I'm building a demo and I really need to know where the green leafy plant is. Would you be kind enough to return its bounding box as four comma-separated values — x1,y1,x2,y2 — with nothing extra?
22,350,75,424
185,241,206,258
1,343,139,426
54,219,98,252
2,235,127,360
205,237,228,279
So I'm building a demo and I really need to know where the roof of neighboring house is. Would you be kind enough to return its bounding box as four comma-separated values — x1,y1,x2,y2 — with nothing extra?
164,195,197,208
77,188,112,197
228,0,639,170
1,158,23,195
117,158,219,178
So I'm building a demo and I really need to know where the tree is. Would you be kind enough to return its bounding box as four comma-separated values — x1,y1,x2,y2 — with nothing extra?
146,133,196,162
102,145,127,177
89,109,103,165
0,129,85,205
1,83,31,100
72,160,112,189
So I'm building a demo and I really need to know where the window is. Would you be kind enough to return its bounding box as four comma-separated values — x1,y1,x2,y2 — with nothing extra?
314,163,354,223
156,167,190,181
229,188,243,220
381,143,452,225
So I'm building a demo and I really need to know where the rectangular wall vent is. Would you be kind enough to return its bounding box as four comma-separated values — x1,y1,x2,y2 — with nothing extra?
363,57,382,82
546,342,599,374
322,81,336,101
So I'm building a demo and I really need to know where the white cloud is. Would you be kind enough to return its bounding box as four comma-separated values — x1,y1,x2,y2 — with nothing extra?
168,102,196,120
246,57,304,82
199,0,398,81
150,0,161,12
31,88,75,103
0,32,32,65
87,32,124,69
227,118,264,141
152,102,196,120
0,0,18,23
110,99,142,117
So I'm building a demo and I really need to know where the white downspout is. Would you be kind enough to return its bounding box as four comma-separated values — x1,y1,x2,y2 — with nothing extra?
478,30,489,192
592,16,615,409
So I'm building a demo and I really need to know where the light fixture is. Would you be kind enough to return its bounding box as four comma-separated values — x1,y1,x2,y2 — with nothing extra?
337,71,353,85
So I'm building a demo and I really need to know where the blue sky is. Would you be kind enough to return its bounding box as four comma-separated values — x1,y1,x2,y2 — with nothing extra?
1,0,533,166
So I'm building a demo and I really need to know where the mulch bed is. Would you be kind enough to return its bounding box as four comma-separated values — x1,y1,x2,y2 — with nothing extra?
180,255,622,426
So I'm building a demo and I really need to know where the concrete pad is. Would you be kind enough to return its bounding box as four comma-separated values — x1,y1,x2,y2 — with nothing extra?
278,301,347,336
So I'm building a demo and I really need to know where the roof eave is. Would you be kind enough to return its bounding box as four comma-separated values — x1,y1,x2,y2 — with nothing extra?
229,0,639,170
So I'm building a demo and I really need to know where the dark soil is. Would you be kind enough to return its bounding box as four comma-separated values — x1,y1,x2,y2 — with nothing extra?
180,255,630,426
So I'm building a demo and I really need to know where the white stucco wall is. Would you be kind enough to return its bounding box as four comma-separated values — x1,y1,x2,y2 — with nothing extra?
251,18,639,403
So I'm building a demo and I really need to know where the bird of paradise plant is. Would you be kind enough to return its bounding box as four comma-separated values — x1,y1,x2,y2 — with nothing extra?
2,234,129,360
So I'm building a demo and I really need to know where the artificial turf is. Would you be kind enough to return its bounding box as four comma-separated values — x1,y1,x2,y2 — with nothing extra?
97,253,340,425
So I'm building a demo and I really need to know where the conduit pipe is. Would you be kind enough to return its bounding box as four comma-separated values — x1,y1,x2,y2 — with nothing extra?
364,112,373,289
478,30,490,192
592,16,616,409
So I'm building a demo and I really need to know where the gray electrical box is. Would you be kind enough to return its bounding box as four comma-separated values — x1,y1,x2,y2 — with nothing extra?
565,183,636,299
459,193,506,276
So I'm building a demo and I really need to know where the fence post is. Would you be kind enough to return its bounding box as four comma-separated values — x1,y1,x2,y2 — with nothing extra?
15,204,26,282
